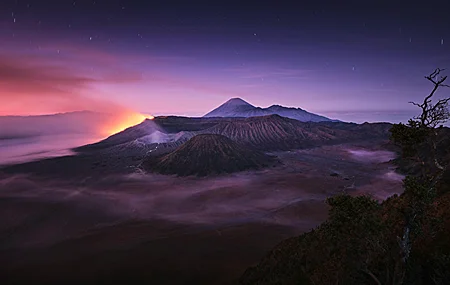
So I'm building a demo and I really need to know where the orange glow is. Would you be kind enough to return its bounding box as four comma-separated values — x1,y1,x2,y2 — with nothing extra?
102,112,154,136
143,114,155,120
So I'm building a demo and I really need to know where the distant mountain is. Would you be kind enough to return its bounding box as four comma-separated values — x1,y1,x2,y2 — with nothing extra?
204,98,333,122
0,111,107,139
142,134,277,176
78,115,392,156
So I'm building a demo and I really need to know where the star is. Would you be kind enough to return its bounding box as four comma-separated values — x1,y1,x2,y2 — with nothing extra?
352,66,355,71
89,36,93,41
253,33,257,36
442,38,444,45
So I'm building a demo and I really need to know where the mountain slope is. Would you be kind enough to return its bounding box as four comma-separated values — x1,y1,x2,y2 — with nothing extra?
204,98,333,122
201,115,391,150
142,134,277,176
266,105,332,122
77,115,392,155
75,119,163,151
204,98,267,118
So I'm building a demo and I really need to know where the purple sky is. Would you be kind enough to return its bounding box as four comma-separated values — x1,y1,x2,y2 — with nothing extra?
1,1,449,121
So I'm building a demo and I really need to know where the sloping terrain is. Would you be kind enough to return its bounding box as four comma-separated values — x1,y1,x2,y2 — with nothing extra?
143,134,277,176
77,115,392,154
204,98,333,122
202,115,392,150
76,119,163,151
203,98,271,118
0,115,394,179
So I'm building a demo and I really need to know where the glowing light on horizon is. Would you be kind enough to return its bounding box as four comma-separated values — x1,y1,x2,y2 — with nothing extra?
103,112,154,136
143,114,155,120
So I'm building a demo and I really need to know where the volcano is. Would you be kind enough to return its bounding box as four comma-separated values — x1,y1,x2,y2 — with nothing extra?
142,134,277,176
204,98,333,122
77,115,392,157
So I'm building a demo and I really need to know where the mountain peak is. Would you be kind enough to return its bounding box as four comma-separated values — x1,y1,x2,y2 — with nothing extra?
224,98,253,107
204,98,333,122
204,98,256,118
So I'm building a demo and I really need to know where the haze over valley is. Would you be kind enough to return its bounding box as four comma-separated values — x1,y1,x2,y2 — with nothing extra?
0,98,420,166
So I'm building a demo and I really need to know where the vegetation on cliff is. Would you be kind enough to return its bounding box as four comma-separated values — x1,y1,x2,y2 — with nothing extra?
240,69,450,285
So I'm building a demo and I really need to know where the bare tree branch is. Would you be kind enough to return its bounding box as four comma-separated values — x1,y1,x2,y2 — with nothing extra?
408,101,421,107
362,268,382,285
410,69,450,128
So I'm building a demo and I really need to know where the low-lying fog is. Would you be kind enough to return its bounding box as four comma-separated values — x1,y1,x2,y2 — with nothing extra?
0,172,325,249
0,134,101,165
0,111,148,165
0,145,404,251
347,149,396,163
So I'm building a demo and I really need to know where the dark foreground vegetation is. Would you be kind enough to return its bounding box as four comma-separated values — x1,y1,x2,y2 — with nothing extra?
240,69,450,285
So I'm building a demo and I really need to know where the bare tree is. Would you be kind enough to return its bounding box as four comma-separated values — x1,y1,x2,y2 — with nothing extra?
393,68,450,285
409,68,450,128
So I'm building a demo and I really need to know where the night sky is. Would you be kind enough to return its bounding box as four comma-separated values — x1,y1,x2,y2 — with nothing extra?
1,0,449,122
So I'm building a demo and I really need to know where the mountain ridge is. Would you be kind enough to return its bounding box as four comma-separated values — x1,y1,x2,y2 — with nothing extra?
76,115,392,155
204,98,334,122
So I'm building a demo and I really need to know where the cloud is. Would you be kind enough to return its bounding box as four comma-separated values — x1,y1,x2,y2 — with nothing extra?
0,54,95,95
0,46,144,115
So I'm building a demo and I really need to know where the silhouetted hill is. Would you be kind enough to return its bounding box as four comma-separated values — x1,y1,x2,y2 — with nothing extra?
142,134,277,176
